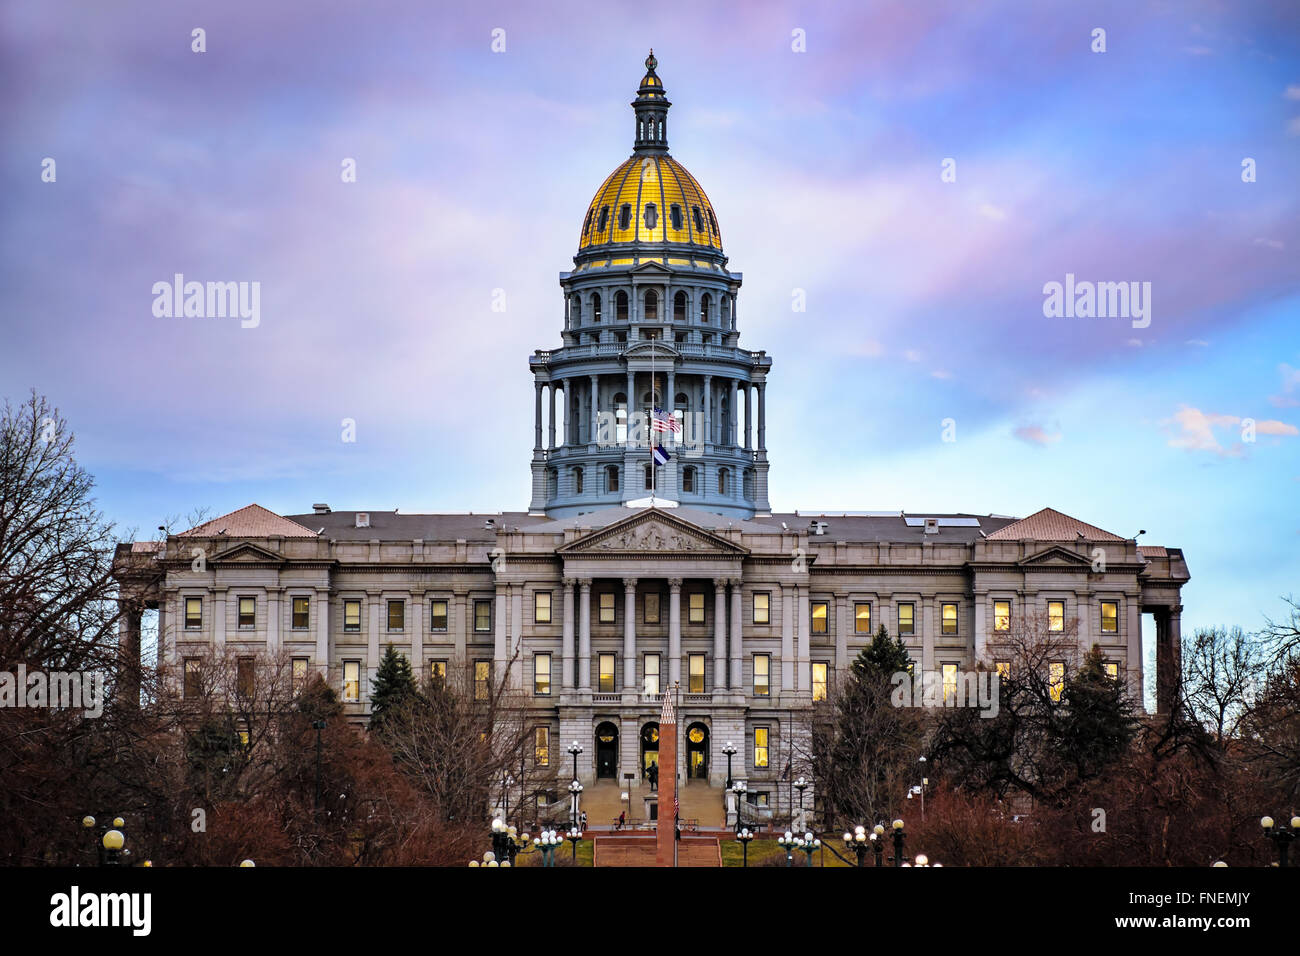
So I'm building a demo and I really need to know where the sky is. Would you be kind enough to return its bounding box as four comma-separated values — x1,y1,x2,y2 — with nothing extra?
1,0,1298,641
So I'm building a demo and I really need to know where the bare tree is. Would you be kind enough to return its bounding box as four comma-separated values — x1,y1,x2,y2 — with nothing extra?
1183,626,1266,743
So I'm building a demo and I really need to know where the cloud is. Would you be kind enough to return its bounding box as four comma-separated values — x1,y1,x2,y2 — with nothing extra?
977,202,1007,222
1164,406,1241,455
1285,84,1300,100
1185,339,1209,347
1254,237,1285,250
1014,424,1062,446
849,339,885,357
1254,419,1299,436
930,369,952,380
903,349,923,363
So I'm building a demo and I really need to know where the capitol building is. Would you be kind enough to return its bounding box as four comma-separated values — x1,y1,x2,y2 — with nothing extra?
116,54,1189,823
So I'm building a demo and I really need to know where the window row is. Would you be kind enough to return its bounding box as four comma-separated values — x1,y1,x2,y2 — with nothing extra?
569,289,729,326
583,202,718,241
557,464,754,499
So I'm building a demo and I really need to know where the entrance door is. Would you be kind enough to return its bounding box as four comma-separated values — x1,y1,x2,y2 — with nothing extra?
641,722,660,778
686,722,708,779
595,722,619,779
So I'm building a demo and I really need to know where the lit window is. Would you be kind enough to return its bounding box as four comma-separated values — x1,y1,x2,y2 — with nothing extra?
343,661,360,702
854,603,871,634
1103,661,1119,681
430,660,446,685
430,599,448,631
387,600,404,632
1048,601,1065,632
941,602,958,635
1049,661,1065,703
644,592,660,624
474,600,492,633
535,727,550,767
812,662,828,702
344,599,361,632
644,654,660,695
598,654,616,692
811,601,828,635
291,597,310,630
754,727,769,768
238,596,255,629
535,591,552,624
753,654,770,697
898,603,915,635
689,654,705,694
995,660,1011,679
942,663,958,705
183,658,202,699
292,657,309,694
599,592,615,624
474,660,490,700
184,597,202,629
753,592,770,625
1101,601,1119,633
688,592,705,624
994,600,1011,632
534,653,551,696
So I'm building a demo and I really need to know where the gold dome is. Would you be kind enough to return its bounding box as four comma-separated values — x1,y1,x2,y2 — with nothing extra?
578,154,722,252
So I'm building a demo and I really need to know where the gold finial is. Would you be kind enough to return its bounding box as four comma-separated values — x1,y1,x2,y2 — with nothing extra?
645,49,657,72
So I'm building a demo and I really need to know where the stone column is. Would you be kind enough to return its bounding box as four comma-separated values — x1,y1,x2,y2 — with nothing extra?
668,578,683,687
780,584,794,691
266,588,281,659
367,592,382,698
579,579,592,690
409,591,423,675
973,590,987,663
534,382,543,450
494,584,508,682
453,589,467,666
757,383,766,451
713,578,727,689
213,587,227,652
623,578,638,691
797,585,810,692
834,592,849,678
589,374,599,446
743,382,751,451
510,585,523,688
548,382,557,450
315,589,330,677
562,579,575,692
626,369,636,435
1127,598,1143,704
922,596,936,677
730,577,744,691
703,374,712,450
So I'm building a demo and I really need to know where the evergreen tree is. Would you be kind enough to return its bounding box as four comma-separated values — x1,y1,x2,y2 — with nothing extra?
852,624,913,683
369,645,416,730
1057,644,1140,779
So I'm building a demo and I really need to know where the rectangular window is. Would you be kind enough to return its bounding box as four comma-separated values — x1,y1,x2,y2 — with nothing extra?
753,592,770,625
430,599,448,631
854,602,871,634
184,597,202,629
292,596,310,630
598,592,615,624
236,657,255,697
183,658,202,699
430,660,447,685
644,592,660,624
811,601,828,635
995,660,1011,678
942,662,958,705
343,660,360,702
753,654,770,697
534,653,551,696
643,653,660,695
941,602,958,635
291,657,309,694
994,600,1011,632
688,592,705,624
598,653,615,692
898,603,915,635
344,599,361,632
387,600,404,632
688,654,705,694
1048,600,1065,632
534,591,552,624
812,662,828,702
238,596,255,629
474,660,490,700
1101,601,1119,633
1049,661,1065,703
534,727,550,767
1103,661,1119,681
754,727,769,768
474,600,492,633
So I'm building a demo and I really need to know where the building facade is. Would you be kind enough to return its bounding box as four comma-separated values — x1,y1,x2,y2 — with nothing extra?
114,55,1189,820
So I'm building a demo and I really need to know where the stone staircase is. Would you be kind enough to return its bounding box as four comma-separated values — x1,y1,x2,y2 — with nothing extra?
579,779,725,830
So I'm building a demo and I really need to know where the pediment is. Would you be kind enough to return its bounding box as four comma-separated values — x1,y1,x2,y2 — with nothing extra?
1018,545,1093,568
558,509,746,555
629,260,673,274
209,542,286,565
623,340,680,360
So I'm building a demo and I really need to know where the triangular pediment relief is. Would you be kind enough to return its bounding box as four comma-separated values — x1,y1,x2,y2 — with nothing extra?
209,542,286,564
629,260,673,274
1018,545,1093,568
558,509,746,555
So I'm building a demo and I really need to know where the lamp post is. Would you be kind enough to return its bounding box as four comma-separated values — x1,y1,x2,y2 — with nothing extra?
731,780,747,833
777,830,819,866
735,827,755,867
568,780,583,829
872,825,885,866
568,741,583,783
534,828,563,867
566,826,583,863
843,825,871,867
793,776,808,830
890,818,906,867
82,814,128,867
1261,815,1300,867
489,817,528,867
312,719,326,810
722,741,737,790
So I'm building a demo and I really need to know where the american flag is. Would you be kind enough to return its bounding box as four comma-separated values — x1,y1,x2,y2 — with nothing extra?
651,408,681,434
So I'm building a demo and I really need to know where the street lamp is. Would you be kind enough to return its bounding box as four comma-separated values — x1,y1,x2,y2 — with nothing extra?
731,780,747,833
777,830,819,866
533,828,563,867
735,827,755,868
568,780,584,829
872,825,885,866
1261,815,1300,867
722,741,737,790
793,777,808,829
82,814,128,867
566,826,583,863
568,741,583,783
891,818,906,867
842,825,871,867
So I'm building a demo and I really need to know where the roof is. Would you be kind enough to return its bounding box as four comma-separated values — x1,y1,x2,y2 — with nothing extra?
180,504,320,539
1138,545,1168,557
985,507,1125,542
284,509,538,542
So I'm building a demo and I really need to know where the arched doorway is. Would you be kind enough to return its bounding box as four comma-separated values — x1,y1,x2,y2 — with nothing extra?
686,722,709,779
640,722,660,780
595,722,619,779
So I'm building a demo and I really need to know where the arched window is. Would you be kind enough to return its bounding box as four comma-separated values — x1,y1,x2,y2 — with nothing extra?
638,119,644,140
674,392,688,434
619,204,632,230
682,466,696,494
574,467,584,496
658,120,664,140
571,295,581,325
692,206,705,233
700,293,711,324
644,463,654,490
670,204,683,231
592,293,602,323
616,291,629,322
614,392,627,444
718,468,729,496
674,291,687,322
606,465,620,493
597,206,609,233
644,289,658,321
644,203,658,230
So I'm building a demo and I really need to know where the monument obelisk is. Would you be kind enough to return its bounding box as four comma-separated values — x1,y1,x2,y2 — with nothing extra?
656,682,679,866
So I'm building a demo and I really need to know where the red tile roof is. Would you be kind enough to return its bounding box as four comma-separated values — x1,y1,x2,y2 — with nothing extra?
985,507,1125,542
180,504,318,538
1138,545,1168,557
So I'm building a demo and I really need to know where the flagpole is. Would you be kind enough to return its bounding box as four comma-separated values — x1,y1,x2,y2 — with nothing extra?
651,335,656,506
